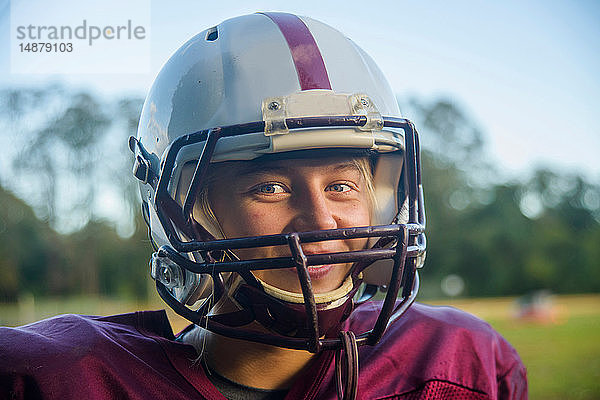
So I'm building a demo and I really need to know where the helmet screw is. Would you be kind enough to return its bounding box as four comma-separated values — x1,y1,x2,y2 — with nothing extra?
268,101,281,111
360,97,370,107
160,266,172,285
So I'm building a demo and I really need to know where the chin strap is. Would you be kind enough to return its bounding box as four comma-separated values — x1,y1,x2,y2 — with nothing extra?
259,274,356,305
335,331,359,400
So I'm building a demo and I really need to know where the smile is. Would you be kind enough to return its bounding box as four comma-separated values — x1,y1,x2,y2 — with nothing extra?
307,264,334,279
282,264,336,280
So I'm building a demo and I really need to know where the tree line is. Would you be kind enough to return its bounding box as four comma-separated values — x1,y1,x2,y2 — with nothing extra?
0,86,598,302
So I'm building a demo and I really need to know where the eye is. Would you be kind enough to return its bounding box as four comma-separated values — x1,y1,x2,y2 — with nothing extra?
256,183,286,194
326,183,352,193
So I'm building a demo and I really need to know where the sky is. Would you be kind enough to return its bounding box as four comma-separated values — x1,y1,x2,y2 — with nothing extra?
1,0,599,183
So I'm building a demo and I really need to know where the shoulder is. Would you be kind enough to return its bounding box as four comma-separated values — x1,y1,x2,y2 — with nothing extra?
0,311,187,399
350,301,515,351
351,301,494,331
0,311,174,365
394,302,503,339
347,302,527,399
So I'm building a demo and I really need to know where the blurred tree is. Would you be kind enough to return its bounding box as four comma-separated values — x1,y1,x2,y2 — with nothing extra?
520,169,600,293
0,182,153,301
0,85,143,234
0,85,149,301
65,214,152,298
0,185,64,301
3,89,108,228
399,97,600,298
400,97,497,297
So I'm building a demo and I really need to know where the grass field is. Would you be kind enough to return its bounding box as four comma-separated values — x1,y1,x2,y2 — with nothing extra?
2,293,599,399
428,295,600,400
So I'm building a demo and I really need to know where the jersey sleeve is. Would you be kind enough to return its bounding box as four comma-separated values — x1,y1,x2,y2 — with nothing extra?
497,352,528,399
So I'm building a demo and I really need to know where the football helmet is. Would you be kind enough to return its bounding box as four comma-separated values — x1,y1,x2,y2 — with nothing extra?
130,12,425,397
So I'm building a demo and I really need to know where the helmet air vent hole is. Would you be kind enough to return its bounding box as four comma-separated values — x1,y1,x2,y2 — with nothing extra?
206,27,218,41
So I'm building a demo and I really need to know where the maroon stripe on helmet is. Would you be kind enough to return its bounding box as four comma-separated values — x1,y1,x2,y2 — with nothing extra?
261,12,332,91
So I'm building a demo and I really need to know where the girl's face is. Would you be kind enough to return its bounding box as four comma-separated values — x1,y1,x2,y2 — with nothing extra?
208,157,371,294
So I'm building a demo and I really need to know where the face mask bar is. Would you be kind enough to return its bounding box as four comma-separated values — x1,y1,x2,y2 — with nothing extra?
144,115,425,352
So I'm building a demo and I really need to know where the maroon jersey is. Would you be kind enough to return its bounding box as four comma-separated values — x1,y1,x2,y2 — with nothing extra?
0,302,526,399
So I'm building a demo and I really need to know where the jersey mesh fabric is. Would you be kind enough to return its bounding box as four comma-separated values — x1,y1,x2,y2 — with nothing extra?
392,380,488,400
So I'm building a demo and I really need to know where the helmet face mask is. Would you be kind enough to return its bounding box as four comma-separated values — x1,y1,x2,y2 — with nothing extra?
131,12,426,353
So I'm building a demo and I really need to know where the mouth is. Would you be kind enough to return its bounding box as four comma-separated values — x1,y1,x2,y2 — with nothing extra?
281,263,336,281
267,259,351,294
306,264,334,279
296,248,345,280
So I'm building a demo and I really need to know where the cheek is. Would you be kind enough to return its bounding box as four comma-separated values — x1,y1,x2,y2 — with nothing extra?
340,200,371,227
338,200,371,250
224,205,291,265
223,204,288,238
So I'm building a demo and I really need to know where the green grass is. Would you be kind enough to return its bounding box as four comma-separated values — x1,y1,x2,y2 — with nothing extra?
0,295,161,327
2,294,599,399
429,295,600,400
493,314,600,399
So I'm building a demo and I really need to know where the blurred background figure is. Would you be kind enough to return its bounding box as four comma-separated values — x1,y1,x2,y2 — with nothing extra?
514,290,559,325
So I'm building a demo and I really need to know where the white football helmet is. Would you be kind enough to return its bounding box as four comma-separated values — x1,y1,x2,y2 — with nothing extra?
130,12,425,366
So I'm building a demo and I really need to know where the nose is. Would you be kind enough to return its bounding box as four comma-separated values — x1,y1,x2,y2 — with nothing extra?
291,186,338,232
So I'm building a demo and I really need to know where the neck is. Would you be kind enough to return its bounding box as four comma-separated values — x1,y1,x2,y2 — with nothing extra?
186,326,315,390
